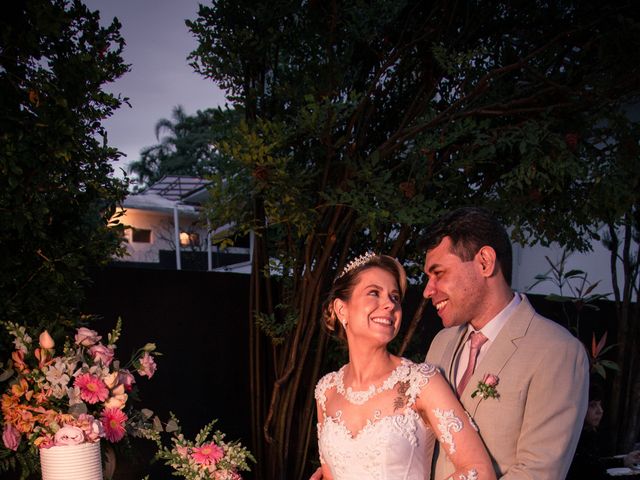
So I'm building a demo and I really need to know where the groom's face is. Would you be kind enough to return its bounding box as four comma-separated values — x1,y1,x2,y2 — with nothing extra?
423,236,486,328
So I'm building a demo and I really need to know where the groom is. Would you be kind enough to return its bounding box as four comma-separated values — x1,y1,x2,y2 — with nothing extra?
424,207,589,479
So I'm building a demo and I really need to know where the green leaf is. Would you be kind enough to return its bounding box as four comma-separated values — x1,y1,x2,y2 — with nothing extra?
166,419,179,432
563,269,585,278
599,360,621,371
0,368,15,382
593,363,607,379
545,293,576,302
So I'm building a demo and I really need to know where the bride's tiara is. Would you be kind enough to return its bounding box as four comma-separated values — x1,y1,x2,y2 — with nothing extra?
336,251,377,280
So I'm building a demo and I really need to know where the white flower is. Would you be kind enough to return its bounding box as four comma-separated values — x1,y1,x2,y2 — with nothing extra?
42,359,70,399
10,324,32,354
65,355,80,373
88,363,108,378
45,359,70,384
67,386,83,406
50,383,68,399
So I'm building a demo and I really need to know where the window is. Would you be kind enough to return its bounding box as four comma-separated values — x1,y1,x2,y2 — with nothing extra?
131,228,151,243
179,232,200,247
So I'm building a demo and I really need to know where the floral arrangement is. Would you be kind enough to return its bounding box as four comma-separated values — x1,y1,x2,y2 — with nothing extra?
147,414,255,480
1,319,158,452
471,373,500,400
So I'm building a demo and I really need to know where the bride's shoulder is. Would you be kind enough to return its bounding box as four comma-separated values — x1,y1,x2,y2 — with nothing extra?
314,366,343,400
395,358,440,404
398,358,440,384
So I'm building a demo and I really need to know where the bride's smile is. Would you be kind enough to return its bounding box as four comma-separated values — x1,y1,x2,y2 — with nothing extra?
335,267,402,343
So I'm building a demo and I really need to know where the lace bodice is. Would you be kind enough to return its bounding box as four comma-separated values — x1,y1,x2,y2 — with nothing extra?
315,359,438,480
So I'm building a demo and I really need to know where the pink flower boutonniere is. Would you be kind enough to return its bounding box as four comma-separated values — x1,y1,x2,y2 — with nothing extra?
471,373,500,400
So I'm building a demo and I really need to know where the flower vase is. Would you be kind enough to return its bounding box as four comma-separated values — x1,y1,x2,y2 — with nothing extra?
40,442,103,480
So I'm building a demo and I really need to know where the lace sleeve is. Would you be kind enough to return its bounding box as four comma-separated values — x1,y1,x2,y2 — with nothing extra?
315,371,339,466
404,361,437,406
415,368,496,480
316,425,326,465
315,370,338,415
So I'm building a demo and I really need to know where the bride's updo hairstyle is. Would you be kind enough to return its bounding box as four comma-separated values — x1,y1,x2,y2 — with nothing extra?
322,252,407,341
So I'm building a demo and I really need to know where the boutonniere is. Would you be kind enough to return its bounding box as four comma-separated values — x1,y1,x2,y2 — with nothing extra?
471,373,500,400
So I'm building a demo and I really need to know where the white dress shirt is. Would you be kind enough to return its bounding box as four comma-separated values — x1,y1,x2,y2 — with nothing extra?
454,292,522,388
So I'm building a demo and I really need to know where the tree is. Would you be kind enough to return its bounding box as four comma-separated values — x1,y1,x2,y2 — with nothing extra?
582,113,640,453
0,0,128,333
187,1,640,477
128,106,241,190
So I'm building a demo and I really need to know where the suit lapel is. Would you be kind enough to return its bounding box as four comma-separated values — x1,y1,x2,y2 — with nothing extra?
463,296,536,414
442,326,468,384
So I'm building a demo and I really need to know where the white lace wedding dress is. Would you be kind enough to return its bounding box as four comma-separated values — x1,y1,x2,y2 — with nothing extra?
315,358,438,480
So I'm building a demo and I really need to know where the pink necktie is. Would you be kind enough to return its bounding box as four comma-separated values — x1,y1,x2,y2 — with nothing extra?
457,331,488,396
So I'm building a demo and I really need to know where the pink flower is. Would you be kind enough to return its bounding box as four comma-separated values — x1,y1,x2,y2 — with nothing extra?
37,434,55,449
54,425,85,446
39,330,55,349
104,384,128,410
101,408,128,442
213,471,241,480
191,442,224,466
117,369,136,392
483,373,499,388
137,352,157,378
89,343,114,366
472,373,500,400
2,424,20,451
103,371,119,389
75,327,101,347
76,414,104,442
176,445,189,458
11,350,28,373
74,373,109,404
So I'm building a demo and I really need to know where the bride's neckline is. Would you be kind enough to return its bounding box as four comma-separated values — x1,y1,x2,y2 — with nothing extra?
336,358,409,405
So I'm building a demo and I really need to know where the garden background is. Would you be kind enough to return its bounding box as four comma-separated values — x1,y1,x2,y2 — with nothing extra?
1,1,638,479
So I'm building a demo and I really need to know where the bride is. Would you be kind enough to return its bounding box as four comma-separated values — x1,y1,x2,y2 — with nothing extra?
314,252,495,480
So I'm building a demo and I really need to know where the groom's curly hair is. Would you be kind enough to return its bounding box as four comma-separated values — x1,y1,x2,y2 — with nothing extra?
423,207,513,285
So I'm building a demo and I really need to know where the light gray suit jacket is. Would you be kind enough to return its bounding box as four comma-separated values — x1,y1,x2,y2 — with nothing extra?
426,295,589,479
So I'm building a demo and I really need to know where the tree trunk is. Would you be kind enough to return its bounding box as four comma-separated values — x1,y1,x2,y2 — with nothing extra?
607,216,640,454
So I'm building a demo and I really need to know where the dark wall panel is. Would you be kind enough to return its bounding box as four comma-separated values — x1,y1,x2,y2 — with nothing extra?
84,267,252,478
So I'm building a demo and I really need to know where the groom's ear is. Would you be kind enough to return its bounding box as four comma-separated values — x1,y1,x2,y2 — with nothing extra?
476,246,497,278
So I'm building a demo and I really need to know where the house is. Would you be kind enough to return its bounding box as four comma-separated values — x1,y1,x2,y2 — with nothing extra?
112,175,251,272
113,176,636,299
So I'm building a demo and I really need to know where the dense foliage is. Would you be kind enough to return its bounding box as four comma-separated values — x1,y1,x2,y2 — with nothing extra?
186,1,640,477
0,0,128,332
128,106,241,190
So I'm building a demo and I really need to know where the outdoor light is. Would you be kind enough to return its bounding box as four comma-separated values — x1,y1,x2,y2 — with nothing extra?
179,232,190,247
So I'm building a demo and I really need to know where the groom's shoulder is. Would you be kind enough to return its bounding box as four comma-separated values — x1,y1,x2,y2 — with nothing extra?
426,325,462,360
432,325,463,342
523,303,584,351
525,305,572,337
516,295,574,336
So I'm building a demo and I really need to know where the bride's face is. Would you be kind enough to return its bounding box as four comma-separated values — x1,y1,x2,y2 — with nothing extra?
335,267,402,345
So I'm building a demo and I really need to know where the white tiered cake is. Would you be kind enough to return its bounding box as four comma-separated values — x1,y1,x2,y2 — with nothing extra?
40,442,103,480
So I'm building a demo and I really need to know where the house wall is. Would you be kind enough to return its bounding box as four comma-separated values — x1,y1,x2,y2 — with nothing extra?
116,208,207,263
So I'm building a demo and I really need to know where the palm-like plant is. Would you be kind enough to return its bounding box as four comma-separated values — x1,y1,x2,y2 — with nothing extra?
128,106,241,190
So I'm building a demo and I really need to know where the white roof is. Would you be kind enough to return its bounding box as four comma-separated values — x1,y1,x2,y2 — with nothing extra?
144,175,211,201
122,175,212,215
122,193,199,215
